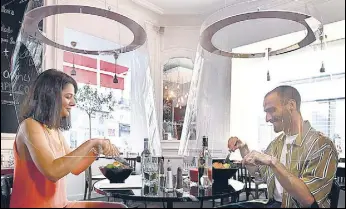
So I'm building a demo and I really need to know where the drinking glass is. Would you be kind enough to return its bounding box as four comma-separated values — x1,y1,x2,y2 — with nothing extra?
143,157,159,196
182,156,197,195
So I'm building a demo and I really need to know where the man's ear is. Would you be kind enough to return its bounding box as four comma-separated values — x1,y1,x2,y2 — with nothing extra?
288,99,297,112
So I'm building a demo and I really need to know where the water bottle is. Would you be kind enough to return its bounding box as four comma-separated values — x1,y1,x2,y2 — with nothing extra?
135,153,141,175
141,138,151,181
165,160,174,192
159,158,165,190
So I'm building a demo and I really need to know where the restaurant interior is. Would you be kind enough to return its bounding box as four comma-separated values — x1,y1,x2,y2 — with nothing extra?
1,0,345,208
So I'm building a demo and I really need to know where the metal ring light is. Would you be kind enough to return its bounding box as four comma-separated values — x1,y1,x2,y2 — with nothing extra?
22,5,147,55
200,10,321,58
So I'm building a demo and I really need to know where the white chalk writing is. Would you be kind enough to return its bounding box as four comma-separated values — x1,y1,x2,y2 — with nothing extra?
1,6,15,16
19,0,29,4
3,49,9,57
1,37,16,45
1,24,13,34
1,82,12,92
2,70,10,79
2,69,31,83
12,73,31,83
1,82,30,95
2,100,20,106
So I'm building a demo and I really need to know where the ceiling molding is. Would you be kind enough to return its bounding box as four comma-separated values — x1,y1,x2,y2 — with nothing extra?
132,0,165,15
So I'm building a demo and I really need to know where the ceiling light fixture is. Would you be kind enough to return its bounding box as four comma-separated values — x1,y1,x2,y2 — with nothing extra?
265,48,271,82
22,5,146,55
200,11,320,58
70,41,77,76
318,25,327,73
113,52,119,84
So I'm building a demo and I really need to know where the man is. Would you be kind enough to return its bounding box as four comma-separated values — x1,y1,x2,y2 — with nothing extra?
228,86,338,208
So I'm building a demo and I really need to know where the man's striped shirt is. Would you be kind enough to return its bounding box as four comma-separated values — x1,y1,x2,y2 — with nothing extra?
258,121,338,208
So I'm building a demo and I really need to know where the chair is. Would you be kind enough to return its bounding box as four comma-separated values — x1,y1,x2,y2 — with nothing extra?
336,164,345,191
214,178,340,208
241,167,268,200
123,157,137,169
235,165,247,182
84,166,106,200
329,178,340,208
1,174,13,208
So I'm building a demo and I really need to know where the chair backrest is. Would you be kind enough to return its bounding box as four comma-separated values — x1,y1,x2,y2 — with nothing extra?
124,157,137,169
1,174,13,208
336,165,345,188
328,178,340,208
236,165,247,182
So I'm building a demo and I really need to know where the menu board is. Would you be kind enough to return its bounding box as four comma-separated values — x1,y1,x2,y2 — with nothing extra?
1,0,42,133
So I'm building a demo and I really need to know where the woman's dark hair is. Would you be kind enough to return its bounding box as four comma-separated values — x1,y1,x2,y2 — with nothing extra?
20,69,78,130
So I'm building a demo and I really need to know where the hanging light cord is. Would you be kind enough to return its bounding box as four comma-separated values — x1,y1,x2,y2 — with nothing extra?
266,48,271,81
113,52,119,83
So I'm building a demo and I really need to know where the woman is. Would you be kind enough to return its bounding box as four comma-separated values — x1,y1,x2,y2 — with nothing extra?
10,69,126,208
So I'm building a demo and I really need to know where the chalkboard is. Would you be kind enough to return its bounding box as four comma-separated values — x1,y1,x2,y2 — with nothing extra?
1,0,43,133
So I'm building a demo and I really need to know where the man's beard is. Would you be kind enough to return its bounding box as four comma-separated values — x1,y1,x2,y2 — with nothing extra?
271,110,291,134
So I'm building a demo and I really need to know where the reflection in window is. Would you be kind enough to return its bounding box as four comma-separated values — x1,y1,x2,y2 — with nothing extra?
163,58,193,141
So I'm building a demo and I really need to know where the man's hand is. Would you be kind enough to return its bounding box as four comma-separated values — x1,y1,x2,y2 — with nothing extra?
228,137,244,152
242,150,276,166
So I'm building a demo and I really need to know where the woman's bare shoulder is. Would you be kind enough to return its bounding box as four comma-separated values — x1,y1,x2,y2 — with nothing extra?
17,118,45,142
22,118,42,127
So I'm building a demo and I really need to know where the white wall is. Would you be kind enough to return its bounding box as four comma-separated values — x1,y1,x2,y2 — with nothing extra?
230,20,345,159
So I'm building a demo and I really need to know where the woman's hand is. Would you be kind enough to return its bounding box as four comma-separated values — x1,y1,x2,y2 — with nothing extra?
95,139,120,157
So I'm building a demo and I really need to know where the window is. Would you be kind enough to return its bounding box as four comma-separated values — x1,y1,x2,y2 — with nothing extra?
283,74,345,158
229,23,345,158
62,28,131,151
302,98,345,158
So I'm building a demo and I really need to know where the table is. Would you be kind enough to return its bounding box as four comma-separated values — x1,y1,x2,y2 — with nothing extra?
94,175,244,208
1,168,14,175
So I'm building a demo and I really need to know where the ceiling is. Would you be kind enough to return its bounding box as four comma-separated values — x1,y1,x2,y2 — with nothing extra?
134,0,344,50
133,0,345,18
212,0,345,49
133,0,230,15
136,0,344,47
